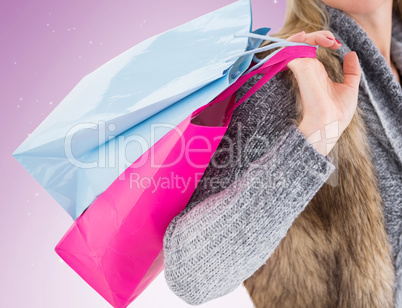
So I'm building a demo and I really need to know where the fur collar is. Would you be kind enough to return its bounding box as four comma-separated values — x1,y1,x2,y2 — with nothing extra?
242,5,399,307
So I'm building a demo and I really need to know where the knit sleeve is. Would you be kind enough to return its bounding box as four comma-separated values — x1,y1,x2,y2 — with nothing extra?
162,73,336,305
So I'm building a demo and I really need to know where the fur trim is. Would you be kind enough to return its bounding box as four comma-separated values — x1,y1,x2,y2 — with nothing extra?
243,105,395,307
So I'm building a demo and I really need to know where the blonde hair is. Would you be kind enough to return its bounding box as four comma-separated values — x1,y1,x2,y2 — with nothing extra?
256,0,402,125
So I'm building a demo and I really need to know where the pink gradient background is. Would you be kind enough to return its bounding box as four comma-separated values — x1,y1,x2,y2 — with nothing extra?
1,0,286,307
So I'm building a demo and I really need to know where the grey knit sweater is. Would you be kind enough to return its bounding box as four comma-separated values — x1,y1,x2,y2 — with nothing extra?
163,5,402,306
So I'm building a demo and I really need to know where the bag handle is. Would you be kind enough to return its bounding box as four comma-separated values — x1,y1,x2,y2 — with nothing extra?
191,42,317,121
228,44,317,115
227,32,316,72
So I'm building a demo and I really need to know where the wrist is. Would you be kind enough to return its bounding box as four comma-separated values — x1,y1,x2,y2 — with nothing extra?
297,120,340,157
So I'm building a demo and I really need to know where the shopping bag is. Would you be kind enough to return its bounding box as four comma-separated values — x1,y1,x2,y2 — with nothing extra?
12,0,269,219
55,45,318,308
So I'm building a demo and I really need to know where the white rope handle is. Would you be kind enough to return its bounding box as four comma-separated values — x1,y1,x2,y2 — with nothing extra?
228,32,318,74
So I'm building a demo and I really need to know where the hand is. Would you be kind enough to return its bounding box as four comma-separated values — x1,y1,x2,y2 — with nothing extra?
286,30,361,157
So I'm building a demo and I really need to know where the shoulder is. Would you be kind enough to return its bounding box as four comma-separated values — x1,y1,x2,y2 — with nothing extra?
234,70,296,119
209,69,299,172
187,70,298,205
228,69,298,139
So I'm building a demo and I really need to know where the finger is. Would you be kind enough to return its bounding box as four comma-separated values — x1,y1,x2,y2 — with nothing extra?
287,30,341,49
286,58,326,91
342,51,361,90
286,31,306,42
306,30,341,45
314,30,338,40
303,33,338,48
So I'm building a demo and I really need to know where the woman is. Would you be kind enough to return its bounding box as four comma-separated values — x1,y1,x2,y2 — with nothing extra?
163,0,402,307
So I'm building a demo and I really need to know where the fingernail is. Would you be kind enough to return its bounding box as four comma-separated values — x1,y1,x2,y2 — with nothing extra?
335,38,341,44
326,36,333,40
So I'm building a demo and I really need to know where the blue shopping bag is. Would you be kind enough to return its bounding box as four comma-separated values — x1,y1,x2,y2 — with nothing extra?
13,0,308,219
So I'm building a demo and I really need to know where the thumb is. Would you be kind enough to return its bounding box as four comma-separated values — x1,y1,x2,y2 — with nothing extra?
342,51,361,90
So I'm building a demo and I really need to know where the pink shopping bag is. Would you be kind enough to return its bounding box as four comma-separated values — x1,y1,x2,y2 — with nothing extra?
55,45,317,308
